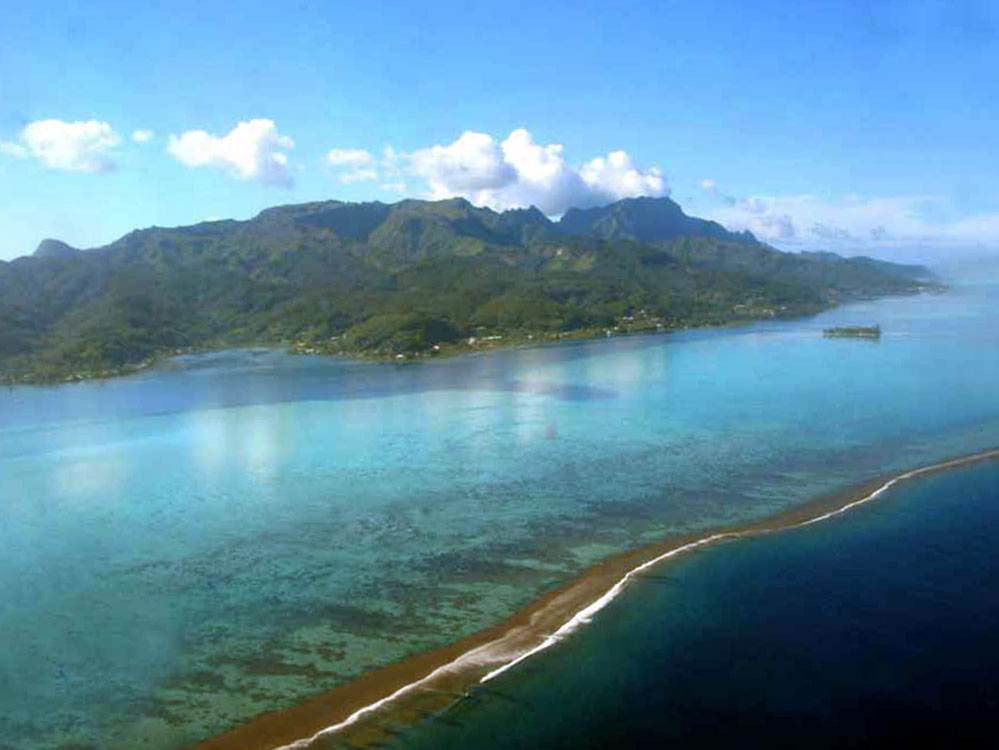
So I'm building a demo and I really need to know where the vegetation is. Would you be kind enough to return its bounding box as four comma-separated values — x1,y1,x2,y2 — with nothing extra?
0,196,937,384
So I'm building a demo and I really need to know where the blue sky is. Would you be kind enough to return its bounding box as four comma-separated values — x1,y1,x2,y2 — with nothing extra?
1,0,996,261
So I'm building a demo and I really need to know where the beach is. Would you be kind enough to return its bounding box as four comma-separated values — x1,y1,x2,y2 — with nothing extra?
188,447,999,750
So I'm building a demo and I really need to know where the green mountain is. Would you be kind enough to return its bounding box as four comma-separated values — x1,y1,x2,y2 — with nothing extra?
559,195,756,244
32,238,80,260
0,196,936,383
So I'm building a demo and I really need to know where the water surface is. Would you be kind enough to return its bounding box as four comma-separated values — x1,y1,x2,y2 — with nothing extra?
1,270,997,749
389,458,999,749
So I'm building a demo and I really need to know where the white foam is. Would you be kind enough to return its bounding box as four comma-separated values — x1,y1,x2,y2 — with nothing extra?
269,635,513,749
272,448,999,749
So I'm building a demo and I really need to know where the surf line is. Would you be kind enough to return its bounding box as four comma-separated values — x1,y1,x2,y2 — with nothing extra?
272,447,999,749
481,448,999,683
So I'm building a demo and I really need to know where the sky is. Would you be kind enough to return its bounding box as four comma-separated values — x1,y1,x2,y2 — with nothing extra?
0,0,997,262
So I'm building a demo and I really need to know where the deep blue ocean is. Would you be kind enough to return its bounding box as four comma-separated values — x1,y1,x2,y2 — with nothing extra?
1,265,997,749
389,458,999,749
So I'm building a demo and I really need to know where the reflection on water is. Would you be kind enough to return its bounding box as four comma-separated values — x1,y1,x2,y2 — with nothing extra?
1,272,998,749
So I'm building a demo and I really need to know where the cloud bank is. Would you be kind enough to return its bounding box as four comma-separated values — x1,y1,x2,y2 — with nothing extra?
3,114,996,259
1,119,121,173
167,119,295,187
698,180,999,256
327,128,669,215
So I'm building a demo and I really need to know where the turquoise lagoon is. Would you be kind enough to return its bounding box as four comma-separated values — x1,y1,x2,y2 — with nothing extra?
1,268,997,749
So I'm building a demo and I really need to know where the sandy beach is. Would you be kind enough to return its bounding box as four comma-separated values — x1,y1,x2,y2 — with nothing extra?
188,447,999,750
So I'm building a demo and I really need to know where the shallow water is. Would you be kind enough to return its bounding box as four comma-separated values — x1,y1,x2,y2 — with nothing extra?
1,268,997,749
389,458,999,750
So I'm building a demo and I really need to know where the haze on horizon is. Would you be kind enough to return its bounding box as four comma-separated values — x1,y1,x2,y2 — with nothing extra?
1,0,996,264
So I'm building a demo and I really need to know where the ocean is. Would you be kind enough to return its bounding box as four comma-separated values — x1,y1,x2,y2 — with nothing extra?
386,457,999,749
1,265,997,749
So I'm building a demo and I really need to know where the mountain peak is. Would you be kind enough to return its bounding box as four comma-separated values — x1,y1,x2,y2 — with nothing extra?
33,238,79,259
558,196,755,245
502,205,548,221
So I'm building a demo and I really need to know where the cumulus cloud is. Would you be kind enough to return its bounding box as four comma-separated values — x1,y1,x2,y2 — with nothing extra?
167,119,294,187
318,132,999,257
579,149,667,203
0,119,121,173
426,129,668,214
327,148,374,167
466,129,588,214
410,131,517,195
326,148,378,183
324,128,669,215
131,129,155,143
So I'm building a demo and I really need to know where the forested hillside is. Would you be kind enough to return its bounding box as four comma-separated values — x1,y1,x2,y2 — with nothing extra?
0,196,936,383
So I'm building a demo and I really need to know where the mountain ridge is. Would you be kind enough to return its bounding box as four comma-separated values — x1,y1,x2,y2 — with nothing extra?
0,196,936,384
32,238,80,260
13,196,757,260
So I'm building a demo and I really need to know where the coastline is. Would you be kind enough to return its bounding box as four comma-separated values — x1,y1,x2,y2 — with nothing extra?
187,446,999,750
0,324,733,387
5,284,935,387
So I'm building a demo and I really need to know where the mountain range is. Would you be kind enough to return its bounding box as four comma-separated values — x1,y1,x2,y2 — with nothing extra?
0,196,934,383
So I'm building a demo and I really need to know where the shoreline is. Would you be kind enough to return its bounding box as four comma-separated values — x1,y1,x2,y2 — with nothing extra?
187,446,999,750
6,284,941,388
0,324,741,387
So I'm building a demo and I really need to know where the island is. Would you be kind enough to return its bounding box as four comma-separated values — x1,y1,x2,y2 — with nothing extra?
0,196,936,384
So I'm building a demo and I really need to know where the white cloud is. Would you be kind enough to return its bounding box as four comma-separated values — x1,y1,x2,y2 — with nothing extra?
167,119,295,187
327,128,669,215
327,148,379,184
579,149,667,202
338,168,379,184
1,119,121,173
700,184,999,256
936,210,999,250
317,132,999,258
474,129,585,213
410,130,517,194
749,213,797,240
131,129,155,143
0,141,28,158
327,148,374,167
